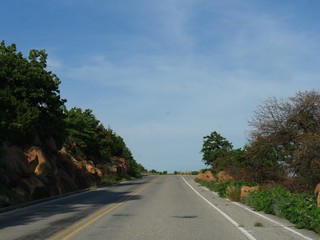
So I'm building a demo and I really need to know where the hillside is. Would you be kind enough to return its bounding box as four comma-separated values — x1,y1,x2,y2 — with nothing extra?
0,139,134,207
0,41,145,207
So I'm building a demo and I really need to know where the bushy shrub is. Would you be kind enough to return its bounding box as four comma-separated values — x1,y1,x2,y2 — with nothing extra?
214,181,230,197
194,178,216,191
196,178,248,200
246,187,320,234
214,180,248,199
245,187,284,214
226,185,241,201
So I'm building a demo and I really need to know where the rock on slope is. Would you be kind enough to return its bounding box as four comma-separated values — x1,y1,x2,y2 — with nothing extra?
0,143,128,207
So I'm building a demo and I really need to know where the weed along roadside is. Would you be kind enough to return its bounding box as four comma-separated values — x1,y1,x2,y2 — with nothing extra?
195,170,320,235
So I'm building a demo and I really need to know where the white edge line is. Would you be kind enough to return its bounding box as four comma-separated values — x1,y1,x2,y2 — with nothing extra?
181,176,256,240
232,202,314,240
191,177,314,240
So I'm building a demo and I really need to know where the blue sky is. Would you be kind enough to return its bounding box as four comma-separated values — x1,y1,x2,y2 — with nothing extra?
2,0,320,172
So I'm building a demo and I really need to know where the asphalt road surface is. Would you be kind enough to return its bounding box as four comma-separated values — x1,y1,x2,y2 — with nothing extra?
0,175,319,240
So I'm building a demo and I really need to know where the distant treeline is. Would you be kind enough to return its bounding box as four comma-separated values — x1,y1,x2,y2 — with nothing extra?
0,41,145,177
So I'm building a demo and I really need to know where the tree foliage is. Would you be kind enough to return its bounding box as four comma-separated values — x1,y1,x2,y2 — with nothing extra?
64,107,101,157
248,90,320,187
0,41,66,146
201,131,233,169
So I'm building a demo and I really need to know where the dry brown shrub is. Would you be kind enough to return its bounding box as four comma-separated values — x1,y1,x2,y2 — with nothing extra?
226,185,241,201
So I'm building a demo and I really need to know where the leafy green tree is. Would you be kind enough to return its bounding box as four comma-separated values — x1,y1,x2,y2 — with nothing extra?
64,107,101,157
95,124,116,159
201,131,233,169
0,41,66,146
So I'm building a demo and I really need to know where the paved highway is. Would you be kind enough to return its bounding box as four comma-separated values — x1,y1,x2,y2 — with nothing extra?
0,175,319,240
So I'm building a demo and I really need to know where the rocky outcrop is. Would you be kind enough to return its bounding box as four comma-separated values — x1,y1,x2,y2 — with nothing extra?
25,147,53,177
196,170,216,182
196,170,235,182
217,171,233,182
108,157,128,176
240,185,260,202
0,143,130,207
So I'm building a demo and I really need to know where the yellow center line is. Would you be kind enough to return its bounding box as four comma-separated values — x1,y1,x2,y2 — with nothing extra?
49,179,154,240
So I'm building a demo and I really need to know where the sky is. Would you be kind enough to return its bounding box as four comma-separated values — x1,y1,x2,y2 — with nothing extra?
1,0,320,172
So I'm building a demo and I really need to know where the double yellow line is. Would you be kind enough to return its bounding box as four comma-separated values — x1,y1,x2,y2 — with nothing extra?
49,180,153,240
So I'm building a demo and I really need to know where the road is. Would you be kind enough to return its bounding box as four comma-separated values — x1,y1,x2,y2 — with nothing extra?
0,175,319,240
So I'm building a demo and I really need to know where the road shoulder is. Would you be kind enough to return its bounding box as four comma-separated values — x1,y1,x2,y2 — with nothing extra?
181,175,320,240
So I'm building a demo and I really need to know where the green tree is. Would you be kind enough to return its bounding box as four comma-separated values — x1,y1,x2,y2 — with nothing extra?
64,107,100,158
201,131,233,169
0,41,66,146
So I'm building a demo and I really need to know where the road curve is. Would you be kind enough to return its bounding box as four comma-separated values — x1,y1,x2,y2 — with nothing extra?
0,175,319,240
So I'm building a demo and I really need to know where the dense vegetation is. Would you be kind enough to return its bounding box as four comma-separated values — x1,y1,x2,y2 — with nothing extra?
196,177,320,234
0,41,144,178
245,187,320,233
201,90,320,192
200,90,320,233
0,41,66,147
